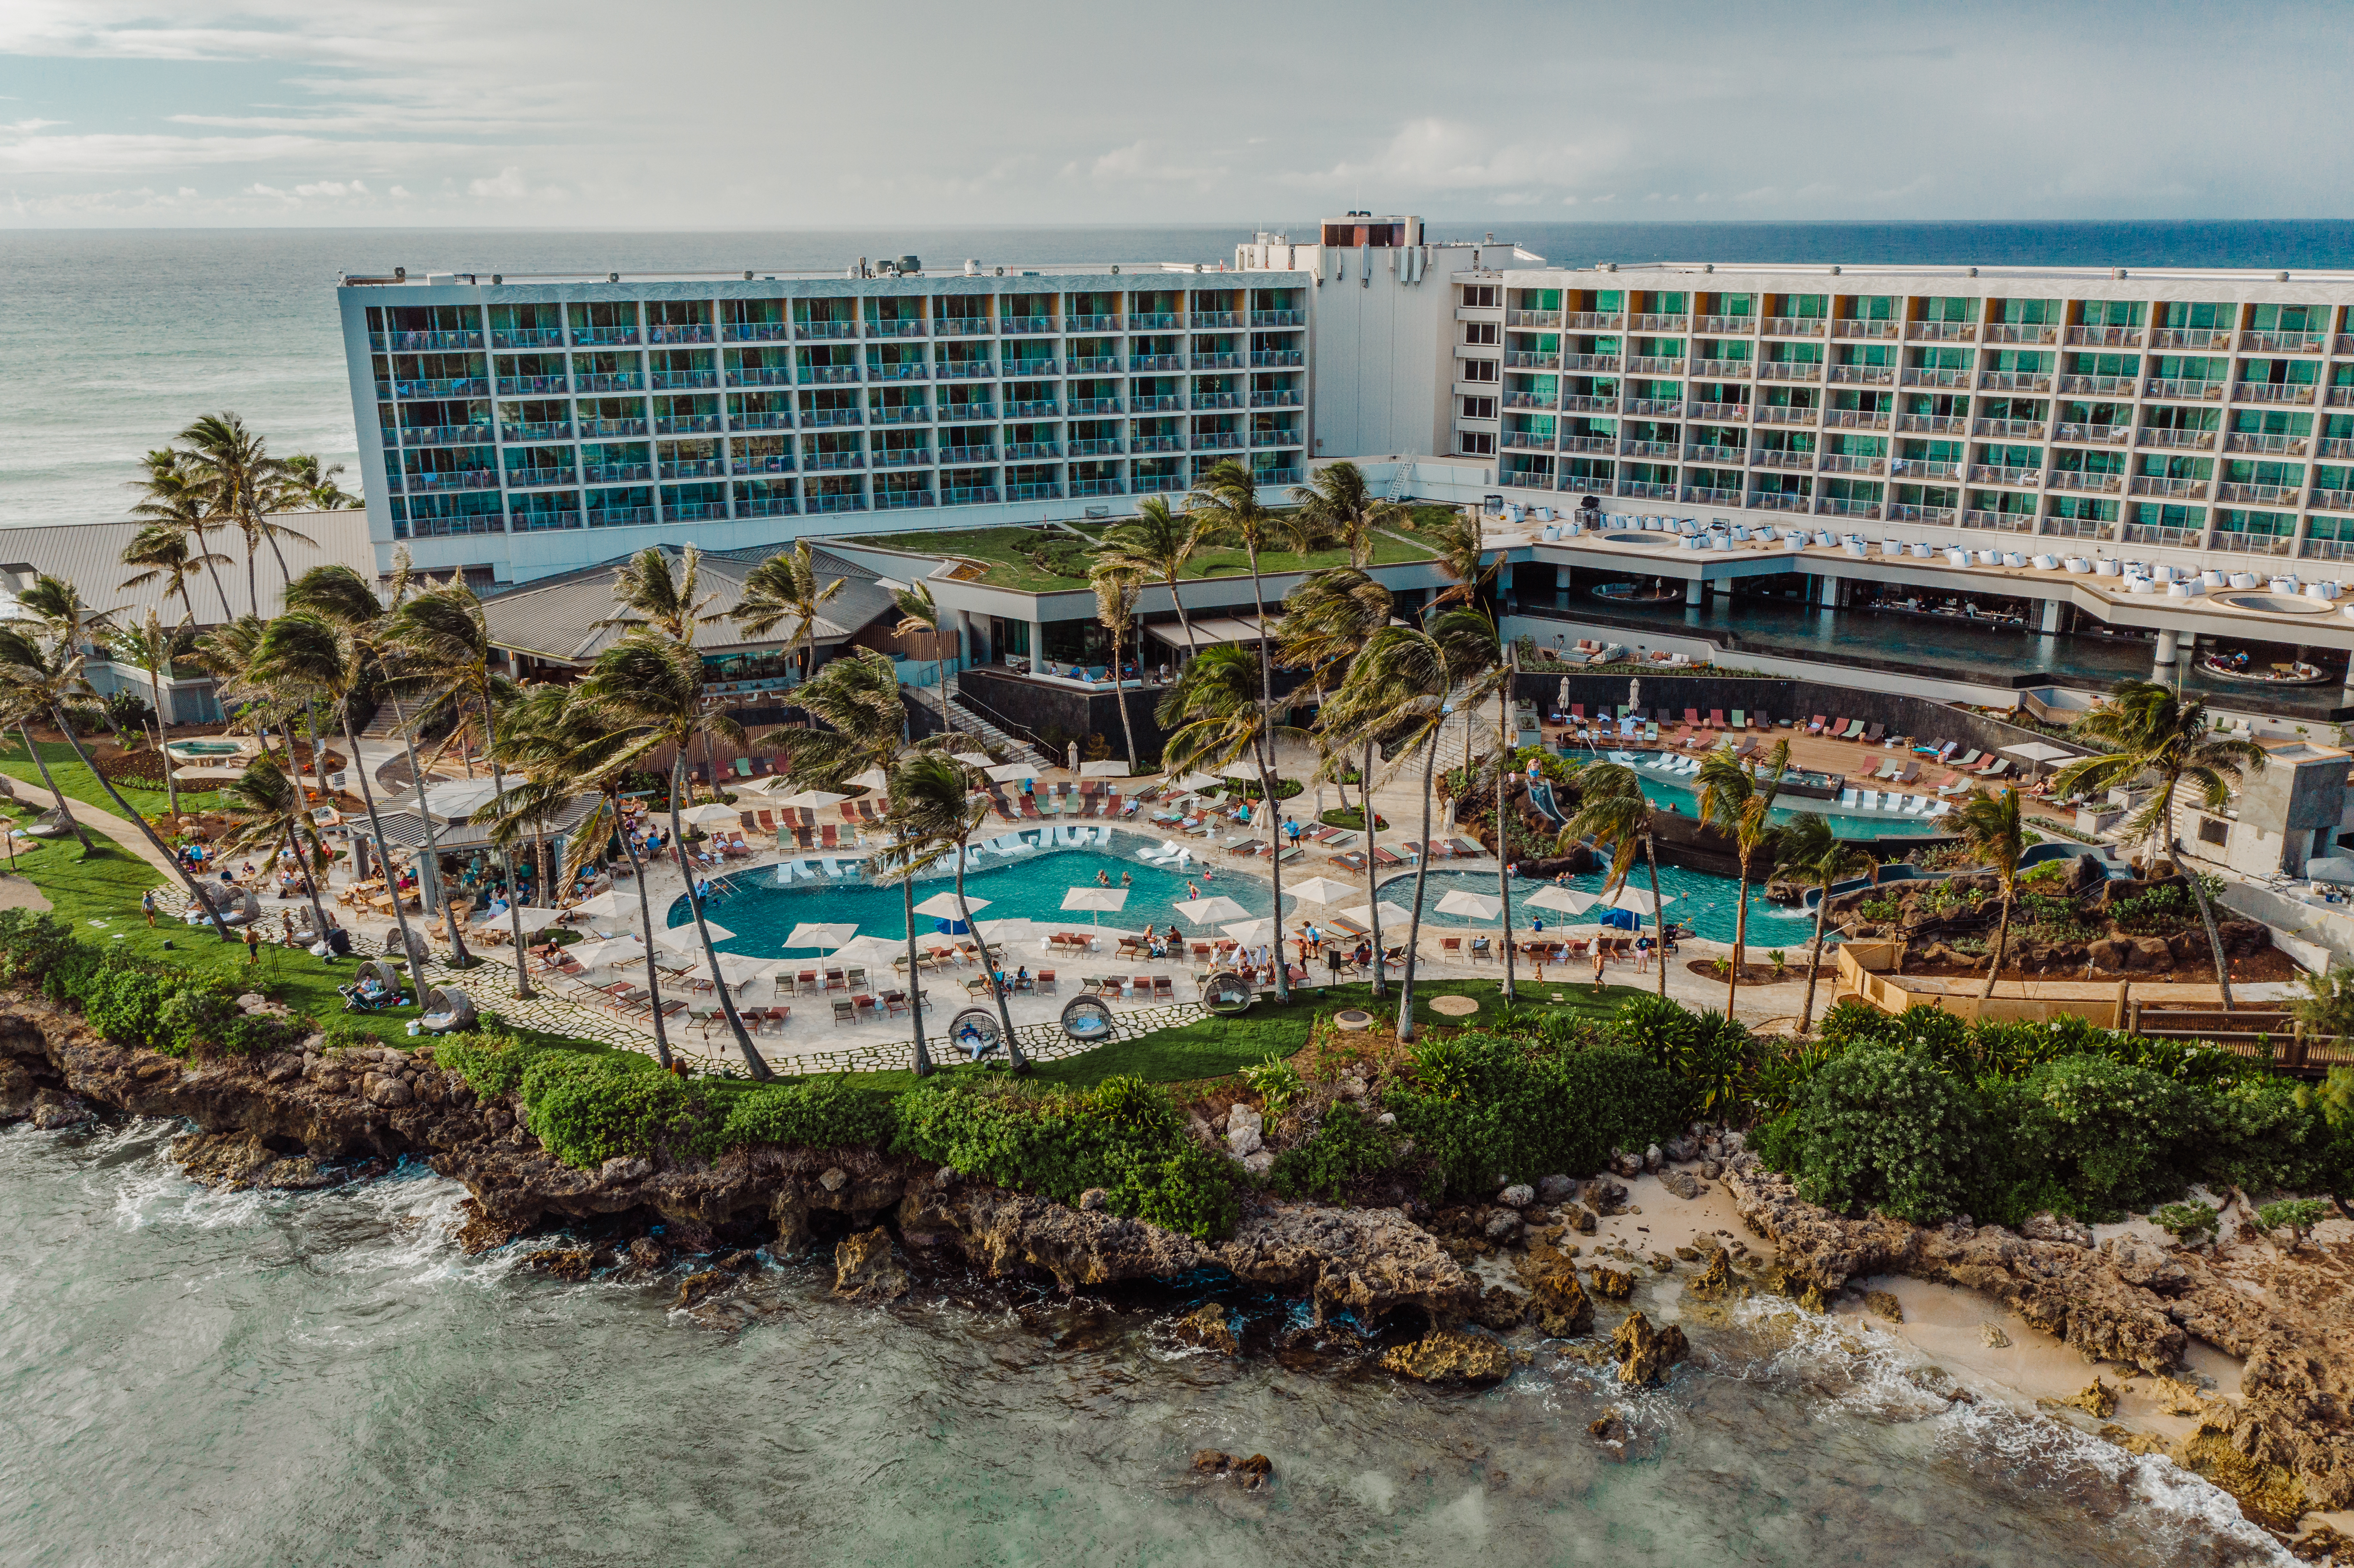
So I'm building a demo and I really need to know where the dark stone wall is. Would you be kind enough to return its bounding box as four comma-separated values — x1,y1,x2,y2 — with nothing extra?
960,665,1318,766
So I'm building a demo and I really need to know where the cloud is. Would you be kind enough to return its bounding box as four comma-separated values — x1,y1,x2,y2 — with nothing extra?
1307,116,1631,195
467,165,526,198
293,178,365,196
1075,140,1227,187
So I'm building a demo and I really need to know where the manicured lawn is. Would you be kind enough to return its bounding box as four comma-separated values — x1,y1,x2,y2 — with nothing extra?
853,523,1436,592
0,732,228,826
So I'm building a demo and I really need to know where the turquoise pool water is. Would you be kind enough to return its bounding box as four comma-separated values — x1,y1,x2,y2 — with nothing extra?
668,829,1276,955
1564,748,1946,839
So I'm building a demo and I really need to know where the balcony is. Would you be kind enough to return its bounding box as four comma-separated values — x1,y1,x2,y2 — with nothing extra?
727,367,795,386
2150,327,2229,349
1754,405,1818,426
1248,350,1304,368
573,327,640,347
1071,396,1123,414
1130,354,1184,371
1821,409,1891,430
1818,454,1886,476
2312,489,2354,513
940,486,1001,506
2226,432,2307,455
1004,398,1057,418
874,448,932,468
2053,422,2128,444
1505,352,1560,370
1132,395,1185,413
736,496,797,518
2242,330,2323,353
2320,437,2354,459
578,417,648,438
2145,378,2224,400
1907,322,1975,342
1831,320,1899,339
1974,417,2048,439
1826,364,1893,385
1748,491,1811,512
648,325,713,345
1683,486,1742,505
491,328,565,350
406,423,496,446
867,362,929,382
1900,367,1970,388
1818,499,1881,520
1759,361,1822,382
1566,311,1623,330
650,371,718,391
1969,464,2042,487
1887,504,1956,525
1960,510,2032,533
1692,358,1752,378
1068,355,1121,373
2139,427,2216,449
1132,474,1185,494
1685,443,1745,464
871,404,930,425
731,455,797,475
798,365,862,386
1986,324,2060,344
1193,311,1240,329
935,317,990,337
1193,433,1243,451
654,414,722,435
586,505,657,527
810,451,866,471
2042,516,2112,540
1626,396,1682,417
2130,476,2208,498
1504,310,1560,328
393,377,488,398
1563,353,1619,372
2049,470,2124,493
1130,437,1183,455
2208,530,2293,557
1072,478,1126,498
728,409,792,431
2236,382,2316,404
1193,352,1243,370
1979,371,2051,392
1006,483,1063,501
940,445,1000,465
405,469,500,492
495,421,569,443
1253,466,1303,486
1754,449,1813,470
1563,395,1619,413
1500,430,1551,449
1251,309,1307,327
2217,482,2299,504
1697,314,1758,335
1004,441,1062,460
802,408,863,427
1130,312,1181,330
808,492,868,513
866,319,927,339
1896,413,1965,434
376,330,483,352
797,320,859,340
1564,435,1617,454
1193,392,1242,410
660,459,725,479
1001,316,1057,334
2333,388,2354,407
1616,479,1678,501
722,322,791,343
1760,317,1825,337
1067,314,1121,332
1627,313,1687,332
1070,438,1122,457
937,360,994,380
582,463,653,484
1890,458,1959,479
574,372,643,393
1687,400,1750,421
2064,325,2141,347
1620,439,1678,460
2304,535,2354,560
1249,390,1302,408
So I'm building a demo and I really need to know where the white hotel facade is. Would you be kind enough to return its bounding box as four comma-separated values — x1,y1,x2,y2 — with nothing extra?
338,217,2354,677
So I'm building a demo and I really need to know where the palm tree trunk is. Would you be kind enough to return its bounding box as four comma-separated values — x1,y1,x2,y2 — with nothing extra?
338,707,429,982
1110,618,1138,768
480,689,534,1001
955,832,1028,1072
245,534,260,625
150,668,180,822
1395,732,1441,1041
194,526,237,624
1646,834,1667,999
670,753,770,1079
612,807,672,1069
48,706,236,943
1980,889,2013,1000
16,724,94,854
302,701,330,808
285,820,333,951
901,873,933,1076
1496,679,1515,1004
1799,878,1831,1034
387,691,471,967
1364,738,1384,999
1727,844,1749,1016
1261,750,1290,1003
1165,569,1196,650
2177,846,2237,1012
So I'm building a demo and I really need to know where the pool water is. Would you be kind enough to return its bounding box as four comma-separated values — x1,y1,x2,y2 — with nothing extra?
1382,865,1819,947
668,828,1276,955
165,740,244,757
1563,748,1945,839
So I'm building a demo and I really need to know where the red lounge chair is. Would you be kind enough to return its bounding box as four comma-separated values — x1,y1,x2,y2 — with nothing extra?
1683,707,1703,728
1371,846,1405,868
1808,715,1826,733
1329,851,1369,871
1019,795,1042,818
1707,709,1727,730
820,824,840,849
1828,716,1848,739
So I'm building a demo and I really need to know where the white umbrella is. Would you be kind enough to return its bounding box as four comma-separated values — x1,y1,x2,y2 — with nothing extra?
846,767,892,790
975,917,1042,944
679,802,744,829
1435,889,1503,921
1602,886,1674,915
1523,884,1599,915
1221,918,1277,944
775,789,850,812
1062,886,1129,912
912,890,988,919
679,950,772,989
568,933,646,970
1285,875,1359,905
1172,894,1252,924
652,920,734,953
984,762,1034,784
950,752,996,768
785,921,858,949
570,889,641,923
1340,901,1417,930
1221,762,1263,781
826,934,909,969
1170,770,1220,793
1079,759,1129,778
511,905,564,934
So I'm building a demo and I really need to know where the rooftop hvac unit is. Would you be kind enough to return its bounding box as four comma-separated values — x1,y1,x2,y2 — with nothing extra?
899,255,922,274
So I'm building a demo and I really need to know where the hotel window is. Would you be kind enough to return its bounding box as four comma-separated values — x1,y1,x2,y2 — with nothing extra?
1460,395,1497,420
1463,322,1499,345
1460,359,1498,383
1462,286,1499,308
1458,431,1496,456
2198,818,2229,847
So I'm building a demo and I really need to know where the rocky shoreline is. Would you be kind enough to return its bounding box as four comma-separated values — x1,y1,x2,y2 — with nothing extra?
4,995,2351,1549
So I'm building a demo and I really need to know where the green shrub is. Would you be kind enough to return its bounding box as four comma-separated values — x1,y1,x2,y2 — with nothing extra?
1607,996,1750,1117
2011,1055,2200,1219
1754,1046,1980,1223
0,909,75,986
1269,1102,1397,1201
518,1051,716,1170
436,1030,559,1100
1239,1055,1303,1116
716,1077,898,1150
2153,1200,2219,1242
83,958,179,1050
2257,1197,2332,1242
1384,1032,1682,1199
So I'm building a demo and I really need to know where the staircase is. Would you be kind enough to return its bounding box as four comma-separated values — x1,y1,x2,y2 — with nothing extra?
358,701,405,743
1384,460,1416,501
907,674,1054,771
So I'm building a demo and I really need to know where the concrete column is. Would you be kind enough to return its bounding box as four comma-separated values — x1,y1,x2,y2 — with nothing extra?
1683,578,1704,606
1815,572,1840,607
2152,627,2178,680
2037,597,2063,634
1029,617,1046,672
1496,560,1514,603
1554,563,1570,591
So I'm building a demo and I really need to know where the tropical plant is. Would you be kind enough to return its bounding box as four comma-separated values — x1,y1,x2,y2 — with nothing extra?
1289,460,1404,568
1952,787,2028,999
284,452,360,510
1562,762,1668,998
1184,459,1316,788
1087,560,1142,768
890,747,1028,1073
1096,495,1208,648
107,610,198,819
2052,680,2267,1009
1427,507,1492,610
125,449,237,623
1283,566,1397,994
2291,963,2354,1045
1773,812,1875,1034
118,520,229,632
734,541,843,688
213,757,334,942
1696,740,1785,1014
888,579,954,737
179,413,312,608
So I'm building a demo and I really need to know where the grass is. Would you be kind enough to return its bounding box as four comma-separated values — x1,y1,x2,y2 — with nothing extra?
853,522,1437,592
0,731,230,826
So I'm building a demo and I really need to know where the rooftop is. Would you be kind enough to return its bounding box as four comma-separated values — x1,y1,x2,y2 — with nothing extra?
0,511,373,629
480,543,895,665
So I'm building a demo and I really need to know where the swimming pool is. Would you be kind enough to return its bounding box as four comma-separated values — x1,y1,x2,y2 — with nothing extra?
1379,865,1816,947
667,828,1277,956
1560,748,1946,839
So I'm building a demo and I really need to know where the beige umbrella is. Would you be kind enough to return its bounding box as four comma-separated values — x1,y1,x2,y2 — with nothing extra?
570,889,642,923
1524,885,1600,915
678,802,743,829
652,920,734,954
678,950,772,989
511,905,565,934
775,789,850,811
568,933,646,970
1172,894,1252,925
1221,918,1277,944
785,921,858,949
912,890,988,919
984,762,1035,784
1435,888,1503,921
1340,901,1417,930
1284,874,1359,905
846,767,892,790
1079,760,1130,778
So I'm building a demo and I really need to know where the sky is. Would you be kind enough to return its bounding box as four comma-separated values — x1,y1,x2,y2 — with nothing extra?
2,0,2348,229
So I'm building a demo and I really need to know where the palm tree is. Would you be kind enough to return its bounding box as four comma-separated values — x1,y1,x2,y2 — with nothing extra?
2052,679,2267,1009
1562,762,1670,999
576,634,772,1079
1289,460,1404,568
284,453,360,510
215,757,334,944
180,413,312,609
126,449,237,624
599,545,725,646
0,576,232,936
1316,609,1494,1037
1697,743,1783,1016
119,521,229,632
1955,788,2028,1000
891,749,1033,1073
108,610,197,819
1185,459,1303,764
251,612,432,980
1098,496,1210,650
1283,566,1396,995
392,583,535,997
1088,560,1142,768
1773,812,1875,1034
1429,507,1495,610
776,648,952,1076
1158,643,1304,1002
889,579,956,737
735,541,844,691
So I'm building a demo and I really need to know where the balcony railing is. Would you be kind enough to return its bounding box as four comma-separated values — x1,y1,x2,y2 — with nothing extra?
1887,504,1956,525
1130,312,1181,330
2145,378,2225,400
2149,327,2229,349
2053,422,2128,444
935,317,990,337
1890,458,1959,479
1754,449,1814,470
577,417,648,438
1248,350,1304,367
1682,443,1743,464
1748,491,1811,511
1130,354,1183,371
871,405,929,425
2217,482,2299,504
1504,310,1560,328
660,459,726,479
1192,433,1243,450
1194,392,1245,411
586,505,657,527
874,448,932,468
582,464,653,484
802,408,863,427
2207,529,2294,556
2236,382,2316,404
1193,311,1240,329
2332,387,2354,407
1821,409,1890,429
1687,400,1750,421
2130,476,2207,498
1069,439,1122,457
1698,314,1757,335
2064,325,2140,347
1970,464,2042,487
1564,436,1616,454
866,319,927,338
1566,311,1623,330
1906,322,1975,341
796,320,859,339
495,420,569,443
491,328,564,350
573,327,640,346
797,365,860,386
1071,397,1123,414
1754,405,1818,425
657,414,722,435
1831,320,1900,339
376,330,483,352
1986,324,2060,344
1001,358,1060,379
2226,432,2306,455
735,496,797,519
1683,486,1742,505
1071,478,1126,498
1827,364,1893,385
1818,498,1882,519
1003,399,1057,419
731,455,797,475
1068,355,1120,373
1001,316,1057,334
808,492,868,513
1691,358,1752,378
1818,454,1887,475
1900,368,1970,388
2303,535,2354,560
1625,355,1683,374
404,469,500,492
810,452,866,471
650,371,717,390
393,377,488,398
1960,510,2033,532
2242,330,2323,353
1617,479,1678,500
727,367,795,386
406,423,496,446
1132,395,1184,412
940,446,999,464
1896,413,1965,434
2320,437,2354,459
1500,431,1550,449
1626,396,1682,416
2311,489,2354,513
2049,470,2124,492
1760,317,1825,337
648,325,713,345
937,360,994,379
1003,442,1061,460
1974,417,2047,439
1067,314,1121,332
1563,395,1619,413
1627,313,1687,331
2041,516,2112,540
2139,426,2216,449
1131,474,1185,494
722,322,791,342
1249,391,1302,408
1620,439,1678,460
1505,352,1560,370
1563,353,1619,372
1193,352,1243,370
1979,371,2051,392
867,362,928,382
1759,361,1823,381
574,372,643,393
1006,483,1063,501
1250,309,1306,327
940,487,1002,506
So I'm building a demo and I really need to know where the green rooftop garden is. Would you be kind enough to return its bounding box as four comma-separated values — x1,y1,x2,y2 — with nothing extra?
852,522,1439,594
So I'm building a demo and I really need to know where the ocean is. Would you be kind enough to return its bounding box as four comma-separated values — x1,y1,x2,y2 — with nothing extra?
6,221,2354,532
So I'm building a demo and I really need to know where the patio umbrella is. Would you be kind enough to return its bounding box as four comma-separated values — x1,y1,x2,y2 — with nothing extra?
785,921,859,949
1435,889,1503,921
678,802,744,830
679,950,772,990
1340,901,1417,931
1221,762,1262,782
1601,886,1674,916
1079,760,1129,778
774,789,849,812
570,889,642,923
826,934,908,969
1523,884,1600,915
1172,894,1252,925
912,890,988,919
1285,874,1358,905
1169,770,1220,793
1061,886,1128,926
652,919,734,953
845,767,891,790
511,905,564,934
567,933,646,970
984,762,1034,784
950,752,996,769
1221,918,1277,944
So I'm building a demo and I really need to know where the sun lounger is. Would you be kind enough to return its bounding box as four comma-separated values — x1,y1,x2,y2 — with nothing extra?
1329,851,1369,871
1862,722,1886,744
1951,749,1981,769
1976,758,2011,779
1838,719,1866,740
1730,735,1758,759
1708,709,1728,730
1448,838,1483,858
1934,741,1959,762
1892,759,1919,784
1372,846,1406,868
